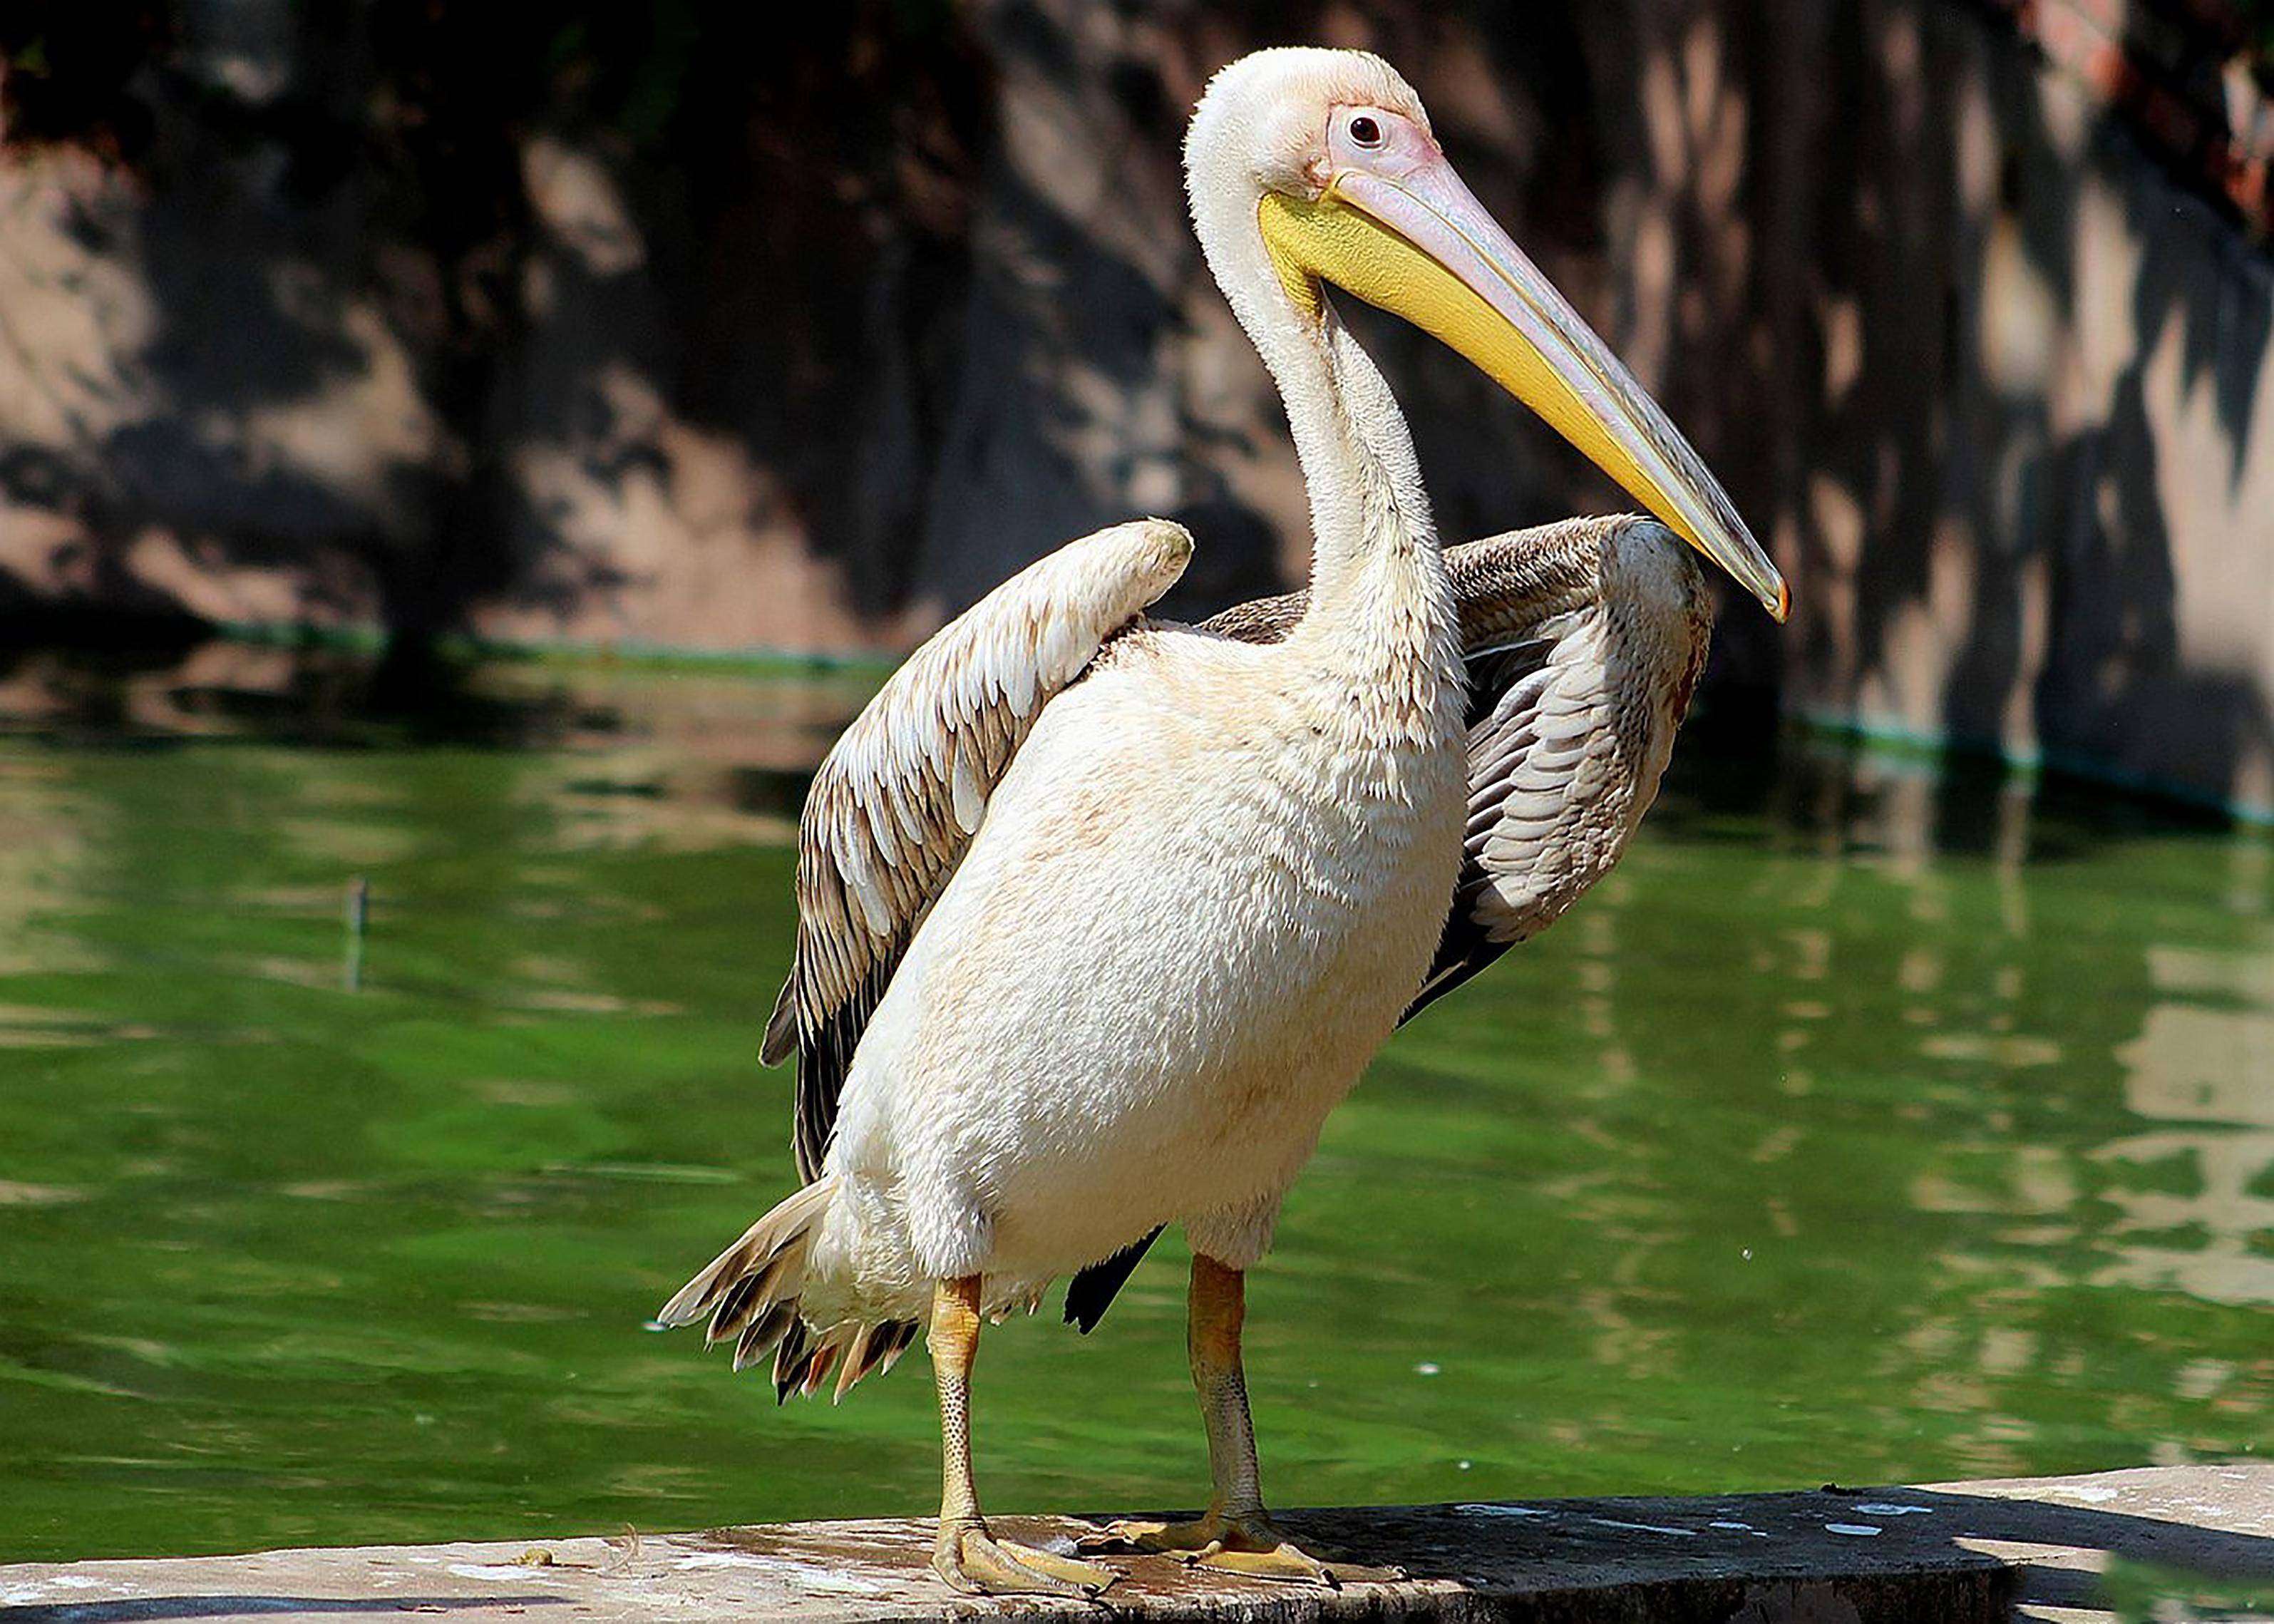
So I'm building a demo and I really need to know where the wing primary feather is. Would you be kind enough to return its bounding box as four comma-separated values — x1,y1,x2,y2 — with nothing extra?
733,1301,797,1372
773,1320,814,1403
1064,1226,1165,1334
761,979,798,1066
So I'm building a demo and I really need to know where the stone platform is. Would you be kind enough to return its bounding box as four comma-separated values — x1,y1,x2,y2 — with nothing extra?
5,1467,2272,1623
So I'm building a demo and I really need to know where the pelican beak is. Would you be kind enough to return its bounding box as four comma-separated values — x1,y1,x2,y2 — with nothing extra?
1259,160,1788,622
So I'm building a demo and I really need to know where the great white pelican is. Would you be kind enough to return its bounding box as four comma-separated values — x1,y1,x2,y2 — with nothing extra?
658,46,1786,1596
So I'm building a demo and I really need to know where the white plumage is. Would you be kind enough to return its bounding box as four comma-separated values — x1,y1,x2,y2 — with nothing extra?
659,45,1784,1597
806,606,1464,1324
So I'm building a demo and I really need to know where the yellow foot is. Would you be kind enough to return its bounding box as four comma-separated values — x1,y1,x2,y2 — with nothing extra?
1081,1511,1403,1588
933,1518,1121,1598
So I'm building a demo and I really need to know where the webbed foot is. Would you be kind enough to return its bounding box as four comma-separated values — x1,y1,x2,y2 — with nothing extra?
935,1518,1121,1598
1082,1511,1401,1587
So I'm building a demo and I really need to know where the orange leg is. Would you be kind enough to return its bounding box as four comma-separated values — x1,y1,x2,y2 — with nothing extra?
1083,1255,1401,1586
929,1275,1120,1597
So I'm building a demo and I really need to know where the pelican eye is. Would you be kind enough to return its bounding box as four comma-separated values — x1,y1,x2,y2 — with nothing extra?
1348,114,1383,148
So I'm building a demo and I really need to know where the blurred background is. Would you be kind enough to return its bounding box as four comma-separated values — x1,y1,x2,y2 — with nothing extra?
2,0,2270,808
5,0,2274,1578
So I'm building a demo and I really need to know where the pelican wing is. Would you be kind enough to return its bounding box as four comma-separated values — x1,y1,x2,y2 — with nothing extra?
1064,515,1707,1332
1407,515,1710,1017
770,519,1193,1179
1209,515,1707,1022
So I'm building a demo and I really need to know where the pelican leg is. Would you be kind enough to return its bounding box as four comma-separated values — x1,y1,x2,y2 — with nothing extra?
1083,1255,1401,1586
929,1275,1120,1598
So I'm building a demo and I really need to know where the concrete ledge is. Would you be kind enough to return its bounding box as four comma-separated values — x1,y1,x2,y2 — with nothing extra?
4,1467,2270,1623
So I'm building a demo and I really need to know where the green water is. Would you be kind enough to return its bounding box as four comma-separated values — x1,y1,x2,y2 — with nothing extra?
3,644,2270,1565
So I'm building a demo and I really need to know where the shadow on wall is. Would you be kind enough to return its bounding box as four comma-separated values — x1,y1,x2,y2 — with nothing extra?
0,0,2268,806
0,0,999,654
1579,0,2274,813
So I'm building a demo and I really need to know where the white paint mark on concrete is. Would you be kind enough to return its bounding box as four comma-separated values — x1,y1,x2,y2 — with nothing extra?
669,1554,886,1595
1825,1523,1884,1536
1457,1504,1554,1518
447,1563,554,1581
1591,1519,1699,1538
766,1569,892,1597
1851,1503,1935,1516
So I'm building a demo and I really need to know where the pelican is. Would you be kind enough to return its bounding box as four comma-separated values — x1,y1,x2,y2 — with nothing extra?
657,47,1786,1597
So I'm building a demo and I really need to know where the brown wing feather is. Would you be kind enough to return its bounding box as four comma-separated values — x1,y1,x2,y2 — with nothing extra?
772,518,1193,1178
1406,515,1710,1019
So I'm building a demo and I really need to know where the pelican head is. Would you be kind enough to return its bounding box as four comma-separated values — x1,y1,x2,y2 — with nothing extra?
1187,48,1787,622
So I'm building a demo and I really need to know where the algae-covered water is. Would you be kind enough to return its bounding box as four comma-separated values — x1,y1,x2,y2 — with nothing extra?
3,642,2270,1563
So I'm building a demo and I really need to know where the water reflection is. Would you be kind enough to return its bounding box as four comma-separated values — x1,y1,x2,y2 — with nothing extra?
1445,721,2274,1480
0,644,2270,1561
2101,942,2274,1306
1763,737,2274,1327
